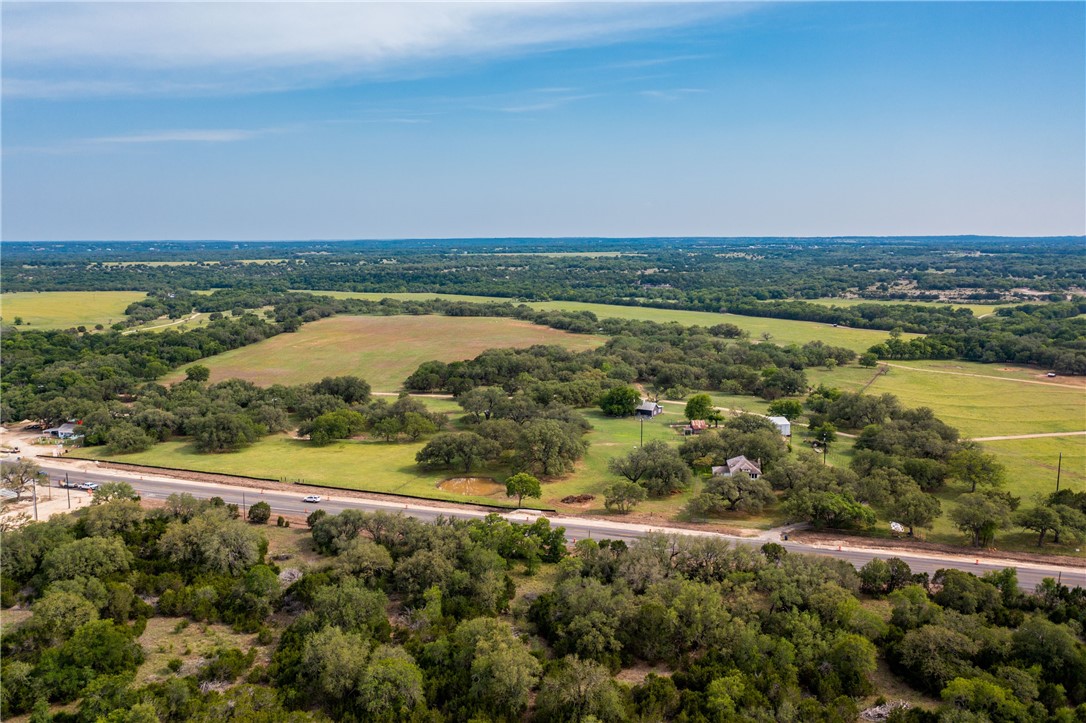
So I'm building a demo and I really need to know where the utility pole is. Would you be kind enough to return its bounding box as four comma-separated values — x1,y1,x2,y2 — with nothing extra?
65,472,71,509
32,479,38,521
640,417,644,447
1056,452,1062,492
242,491,246,517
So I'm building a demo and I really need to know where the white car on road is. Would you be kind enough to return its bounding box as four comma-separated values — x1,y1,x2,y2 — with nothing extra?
302,495,322,503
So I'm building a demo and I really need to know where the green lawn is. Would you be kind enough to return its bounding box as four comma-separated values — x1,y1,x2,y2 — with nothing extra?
76,431,523,507
296,291,909,353
163,314,603,392
1,291,147,329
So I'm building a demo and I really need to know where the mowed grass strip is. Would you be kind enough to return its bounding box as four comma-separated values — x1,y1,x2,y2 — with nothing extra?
1,291,146,330
75,433,518,507
296,291,908,353
164,315,603,391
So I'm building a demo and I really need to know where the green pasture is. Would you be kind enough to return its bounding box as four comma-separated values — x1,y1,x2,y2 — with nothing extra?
0,291,147,330
77,433,515,507
163,314,603,391
297,290,908,353
977,436,1084,502
803,362,1085,439
797,297,1006,318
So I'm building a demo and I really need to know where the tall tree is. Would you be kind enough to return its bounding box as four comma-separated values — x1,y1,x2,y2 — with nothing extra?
515,420,586,477
598,386,641,417
684,393,714,422
603,480,647,514
505,473,542,506
887,485,942,536
951,490,1015,547
1,459,45,502
948,446,1005,493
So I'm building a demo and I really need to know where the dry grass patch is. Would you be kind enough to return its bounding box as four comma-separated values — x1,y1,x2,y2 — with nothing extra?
0,607,33,630
165,314,603,391
135,616,273,686
261,523,325,567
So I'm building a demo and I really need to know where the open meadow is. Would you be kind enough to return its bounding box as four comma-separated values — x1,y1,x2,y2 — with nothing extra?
0,290,146,329
797,297,1006,318
296,290,910,352
163,314,603,391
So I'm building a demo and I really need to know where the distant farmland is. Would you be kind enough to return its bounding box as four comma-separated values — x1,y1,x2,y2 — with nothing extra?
296,290,910,353
166,314,603,391
0,290,146,329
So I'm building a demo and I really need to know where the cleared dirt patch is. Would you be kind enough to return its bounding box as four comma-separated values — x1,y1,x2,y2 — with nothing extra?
438,476,504,496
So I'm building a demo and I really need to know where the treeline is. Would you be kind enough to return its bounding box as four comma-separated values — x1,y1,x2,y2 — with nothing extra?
405,334,856,401
3,491,1085,722
5,237,1084,302
0,290,624,426
866,301,1086,374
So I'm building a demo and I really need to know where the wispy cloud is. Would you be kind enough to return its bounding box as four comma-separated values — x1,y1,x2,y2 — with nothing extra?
607,53,716,70
638,88,707,102
6,127,273,155
2,3,754,98
88,129,264,144
499,94,597,114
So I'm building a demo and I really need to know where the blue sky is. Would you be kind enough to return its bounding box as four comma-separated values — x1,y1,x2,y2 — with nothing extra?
3,2,1083,241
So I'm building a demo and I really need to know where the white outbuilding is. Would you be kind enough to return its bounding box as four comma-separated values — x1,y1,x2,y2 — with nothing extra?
767,415,791,437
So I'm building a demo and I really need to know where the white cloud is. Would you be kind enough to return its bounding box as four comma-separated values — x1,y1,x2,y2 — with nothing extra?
638,87,707,101
2,2,753,97
87,129,265,144
499,93,597,113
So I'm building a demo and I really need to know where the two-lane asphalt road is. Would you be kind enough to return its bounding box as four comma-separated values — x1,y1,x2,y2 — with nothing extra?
36,462,1085,591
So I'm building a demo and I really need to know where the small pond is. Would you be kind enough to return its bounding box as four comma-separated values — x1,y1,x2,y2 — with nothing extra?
437,476,504,496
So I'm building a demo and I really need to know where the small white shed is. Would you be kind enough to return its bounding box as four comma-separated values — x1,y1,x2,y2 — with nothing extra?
768,416,791,437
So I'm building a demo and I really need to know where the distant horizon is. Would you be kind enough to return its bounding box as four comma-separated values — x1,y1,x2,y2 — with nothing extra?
3,234,1085,245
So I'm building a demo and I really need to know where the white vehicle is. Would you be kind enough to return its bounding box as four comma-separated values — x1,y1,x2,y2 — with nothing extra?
79,482,100,491
302,495,322,503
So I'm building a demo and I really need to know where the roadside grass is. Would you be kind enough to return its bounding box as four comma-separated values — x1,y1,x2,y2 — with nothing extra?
0,291,146,330
161,314,604,392
977,436,1085,501
873,434,1085,556
76,434,515,507
134,616,271,686
297,291,909,353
